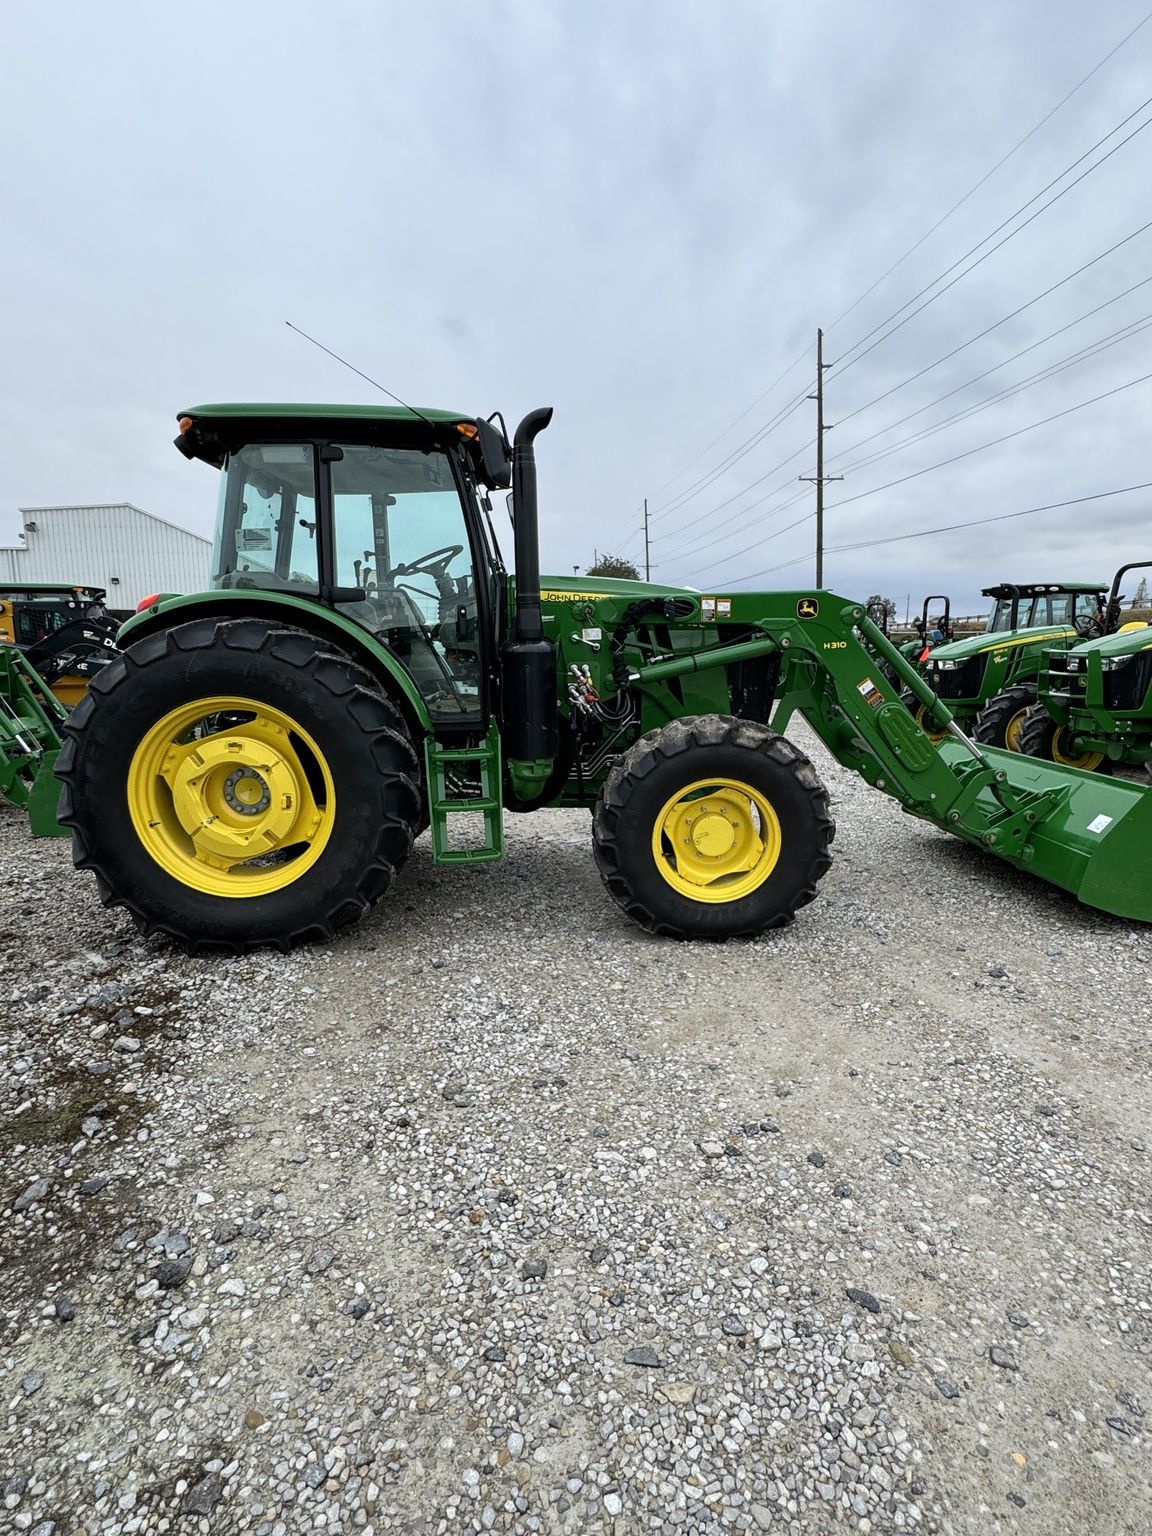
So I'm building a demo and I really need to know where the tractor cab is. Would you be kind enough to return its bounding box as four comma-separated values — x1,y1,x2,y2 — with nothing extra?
173,404,515,730
981,582,1104,635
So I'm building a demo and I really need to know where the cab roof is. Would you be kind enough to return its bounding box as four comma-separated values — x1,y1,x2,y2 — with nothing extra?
981,582,1106,598
178,402,471,426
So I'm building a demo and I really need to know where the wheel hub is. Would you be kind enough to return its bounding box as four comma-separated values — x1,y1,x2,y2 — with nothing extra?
688,807,737,857
223,765,271,815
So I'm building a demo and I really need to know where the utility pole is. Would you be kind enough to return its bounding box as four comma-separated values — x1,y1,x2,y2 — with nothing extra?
799,328,842,587
643,498,651,582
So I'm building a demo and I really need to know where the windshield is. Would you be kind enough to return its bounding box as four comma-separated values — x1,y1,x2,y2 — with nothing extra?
985,591,1099,632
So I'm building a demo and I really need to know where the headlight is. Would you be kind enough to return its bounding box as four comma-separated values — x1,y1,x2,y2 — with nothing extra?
1101,654,1136,672
1062,657,1081,671
932,658,962,671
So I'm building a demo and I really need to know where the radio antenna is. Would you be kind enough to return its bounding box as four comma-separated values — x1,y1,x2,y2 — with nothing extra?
285,320,434,425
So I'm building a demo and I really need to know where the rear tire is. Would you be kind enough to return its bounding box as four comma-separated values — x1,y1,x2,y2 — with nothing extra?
55,618,422,953
593,715,834,938
1016,703,1113,774
973,683,1036,751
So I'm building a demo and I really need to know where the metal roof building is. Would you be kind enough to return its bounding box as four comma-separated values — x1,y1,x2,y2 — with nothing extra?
0,504,211,610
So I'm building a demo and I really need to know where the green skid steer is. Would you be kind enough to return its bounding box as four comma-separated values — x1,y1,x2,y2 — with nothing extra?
0,647,69,835
39,403,1152,952
908,581,1108,750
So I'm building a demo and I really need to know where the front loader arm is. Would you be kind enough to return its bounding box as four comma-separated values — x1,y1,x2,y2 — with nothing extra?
628,594,1152,923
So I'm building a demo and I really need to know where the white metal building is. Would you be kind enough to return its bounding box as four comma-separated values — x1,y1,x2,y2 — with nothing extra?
0,504,212,611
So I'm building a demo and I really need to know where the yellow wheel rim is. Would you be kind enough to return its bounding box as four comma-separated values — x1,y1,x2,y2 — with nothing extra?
915,705,948,745
651,776,781,904
1004,708,1029,753
1051,728,1106,772
127,696,335,898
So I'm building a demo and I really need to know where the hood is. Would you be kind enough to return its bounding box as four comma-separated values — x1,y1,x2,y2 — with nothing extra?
926,624,1075,662
537,573,697,602
1068,622,1152,660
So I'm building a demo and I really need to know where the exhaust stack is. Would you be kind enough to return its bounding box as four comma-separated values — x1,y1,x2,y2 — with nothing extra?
501,407,557,786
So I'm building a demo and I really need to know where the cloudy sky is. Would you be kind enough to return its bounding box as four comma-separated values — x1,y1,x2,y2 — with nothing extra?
2,1,1151,617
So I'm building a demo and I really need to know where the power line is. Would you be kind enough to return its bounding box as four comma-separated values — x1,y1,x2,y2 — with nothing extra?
830,312,1152,482
747,482,1152,579
682,367,1152,584
650,382,813,520
642,10,1151,509
825,270,1152,467
655,224,1152,573
832,96,1152,381
827,366,1152,510
831,217,1152,430
826,9,1152,335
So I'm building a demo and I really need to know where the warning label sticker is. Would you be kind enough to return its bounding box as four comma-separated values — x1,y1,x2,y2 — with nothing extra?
856,677,884,708
1087,813,1113,834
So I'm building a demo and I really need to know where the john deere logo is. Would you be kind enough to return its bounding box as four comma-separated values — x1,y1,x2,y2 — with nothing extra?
797,598,819,618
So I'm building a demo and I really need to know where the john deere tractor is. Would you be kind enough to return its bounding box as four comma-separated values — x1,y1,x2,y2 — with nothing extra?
1017,560,1152,774
905,581,1108,750
49,403,1152,952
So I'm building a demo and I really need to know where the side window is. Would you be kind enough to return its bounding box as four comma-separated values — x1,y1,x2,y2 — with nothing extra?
330,444,483,721
212,444,318,592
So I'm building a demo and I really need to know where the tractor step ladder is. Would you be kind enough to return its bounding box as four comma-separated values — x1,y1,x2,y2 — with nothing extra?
423,723,504,863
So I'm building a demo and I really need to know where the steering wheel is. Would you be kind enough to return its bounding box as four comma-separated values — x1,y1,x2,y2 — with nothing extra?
389,544,464,585
1073,613,1101,638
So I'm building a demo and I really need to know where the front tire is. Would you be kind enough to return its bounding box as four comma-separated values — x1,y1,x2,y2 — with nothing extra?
973,683,1036,751
55,618,422,953
592,716,834,938
900,690,948,744
1017,703,1112,774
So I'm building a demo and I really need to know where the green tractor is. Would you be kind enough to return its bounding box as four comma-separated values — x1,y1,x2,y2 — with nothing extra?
1018,560,1152,774
48,403,1152,952
905,581,1108,750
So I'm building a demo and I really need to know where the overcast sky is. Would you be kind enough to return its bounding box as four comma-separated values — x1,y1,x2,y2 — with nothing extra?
2,2,1151,617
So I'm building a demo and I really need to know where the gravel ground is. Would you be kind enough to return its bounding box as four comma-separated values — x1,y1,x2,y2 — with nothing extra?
2,724,1149,1536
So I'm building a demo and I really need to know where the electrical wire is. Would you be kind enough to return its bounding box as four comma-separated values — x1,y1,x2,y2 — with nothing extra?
656,224,1152,567
831,98,1152,381
747,483,1152,579
642,10,1152,508
680,368,1152,583
826,9,1152,335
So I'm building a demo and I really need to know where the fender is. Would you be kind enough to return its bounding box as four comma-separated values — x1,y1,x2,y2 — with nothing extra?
117,590,434,739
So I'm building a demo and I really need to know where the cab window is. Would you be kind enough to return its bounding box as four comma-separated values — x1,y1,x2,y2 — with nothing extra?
212,444,319,593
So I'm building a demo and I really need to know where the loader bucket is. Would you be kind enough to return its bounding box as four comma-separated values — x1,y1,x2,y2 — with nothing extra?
931,742,1152,923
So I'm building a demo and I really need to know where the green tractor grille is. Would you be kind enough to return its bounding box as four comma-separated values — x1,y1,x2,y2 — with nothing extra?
926,654,986,700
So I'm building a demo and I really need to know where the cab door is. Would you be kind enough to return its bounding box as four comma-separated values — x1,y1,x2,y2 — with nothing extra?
327,443,486,724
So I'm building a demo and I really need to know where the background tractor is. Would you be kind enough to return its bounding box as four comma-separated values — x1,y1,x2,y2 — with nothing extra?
904,581,1107,750
48,403,1152,952
1018,560,1152,774
878,594,952,685
0,584,119,706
